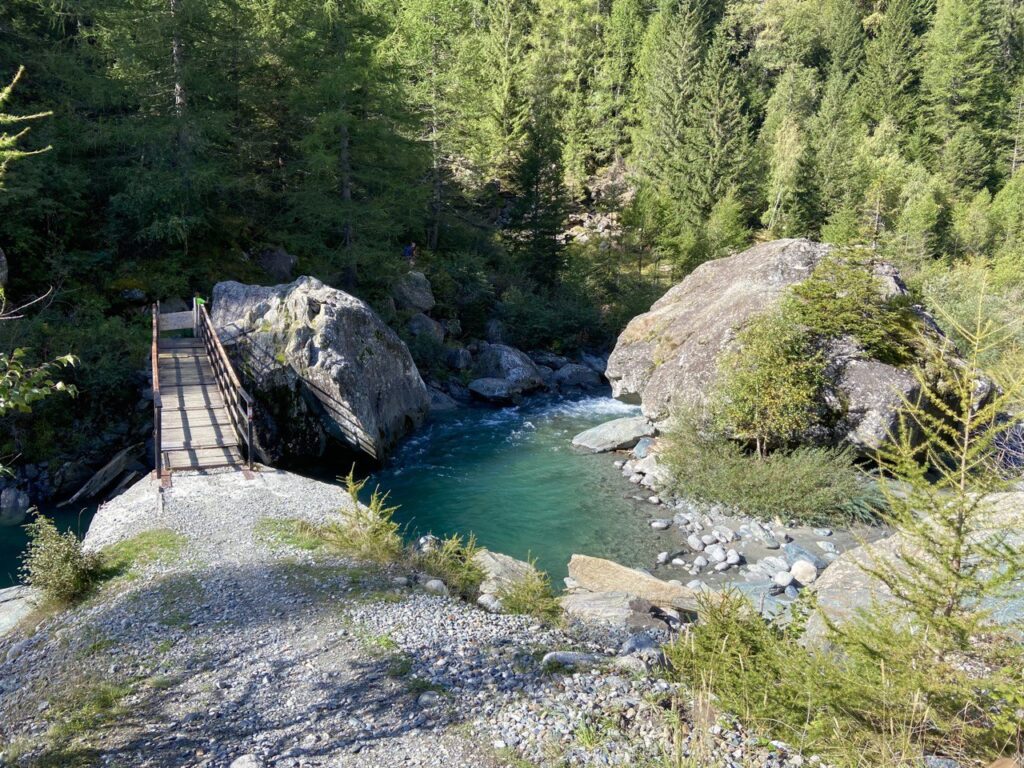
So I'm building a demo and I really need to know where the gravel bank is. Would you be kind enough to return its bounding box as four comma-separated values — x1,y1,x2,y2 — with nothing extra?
0,468,814,767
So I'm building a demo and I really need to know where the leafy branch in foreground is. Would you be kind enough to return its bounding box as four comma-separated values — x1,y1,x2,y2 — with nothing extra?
0,66,52,184
868,284,1024,654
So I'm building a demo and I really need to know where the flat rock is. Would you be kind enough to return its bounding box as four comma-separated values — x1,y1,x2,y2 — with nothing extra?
571,416,655,453
0,586,40,638
558,591,662,631
567,554,705,612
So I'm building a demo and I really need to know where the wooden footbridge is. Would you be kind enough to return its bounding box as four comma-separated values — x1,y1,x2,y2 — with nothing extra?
151,300,255,481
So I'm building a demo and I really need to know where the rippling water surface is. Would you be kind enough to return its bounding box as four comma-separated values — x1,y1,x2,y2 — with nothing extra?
370,392,663,579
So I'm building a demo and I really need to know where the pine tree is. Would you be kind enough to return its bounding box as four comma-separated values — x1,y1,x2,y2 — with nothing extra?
634,0,706,209
591,0,647,166
684,25,755,226
871,291,1024,655
921,0,1003,180
858,0,925,132
478,0,532,187
760,66,819,236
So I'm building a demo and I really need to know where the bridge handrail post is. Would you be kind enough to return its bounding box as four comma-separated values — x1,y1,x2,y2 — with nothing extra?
151,301,163,479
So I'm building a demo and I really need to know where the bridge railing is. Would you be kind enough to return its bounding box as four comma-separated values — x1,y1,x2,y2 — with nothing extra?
196,301,255,471
151,301,164,479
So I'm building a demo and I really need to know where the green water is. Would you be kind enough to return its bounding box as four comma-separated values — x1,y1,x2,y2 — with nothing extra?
369,393,664,580
0,503,97,588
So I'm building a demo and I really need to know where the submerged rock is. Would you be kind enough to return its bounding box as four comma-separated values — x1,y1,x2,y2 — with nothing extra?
212,276,430,462
571,416,655,453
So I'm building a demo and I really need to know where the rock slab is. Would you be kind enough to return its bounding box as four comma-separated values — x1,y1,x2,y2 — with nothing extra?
571,416,655,453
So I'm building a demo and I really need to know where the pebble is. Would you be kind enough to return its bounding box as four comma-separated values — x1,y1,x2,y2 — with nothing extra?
650,519,670,530
773,571,794,588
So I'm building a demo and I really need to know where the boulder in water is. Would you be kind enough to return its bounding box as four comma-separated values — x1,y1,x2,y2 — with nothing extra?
467,344,544,403
212,277,430,461
571,416,655,453
0,487,30,526
554,363,602,390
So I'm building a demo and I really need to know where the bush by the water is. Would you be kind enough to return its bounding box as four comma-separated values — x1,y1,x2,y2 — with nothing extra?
663,415,879,525
312,468,405,564
20,513,100,603
496,561,561,622
414,533,485,600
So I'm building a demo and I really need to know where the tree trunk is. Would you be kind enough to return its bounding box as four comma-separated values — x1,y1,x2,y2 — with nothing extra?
340,120,353,248
170,0,186,119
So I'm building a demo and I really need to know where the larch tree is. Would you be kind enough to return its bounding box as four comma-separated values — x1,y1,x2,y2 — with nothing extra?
858,0,925,133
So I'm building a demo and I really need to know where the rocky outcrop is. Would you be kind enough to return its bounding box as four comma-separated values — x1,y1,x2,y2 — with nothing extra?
607,238,964,452
392,271,436,313
468,344,544,404
571,416,655,453
0,487,30,526
212,277,430,461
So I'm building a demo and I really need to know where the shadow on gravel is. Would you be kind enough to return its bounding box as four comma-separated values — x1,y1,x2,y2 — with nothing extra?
3,560,490,767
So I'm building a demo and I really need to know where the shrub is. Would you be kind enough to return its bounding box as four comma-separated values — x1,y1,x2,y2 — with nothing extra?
496,562,561,622
784,251,920,365
716,309,825,458
317,468,404,564
665,592,1024,767
415,533,485,599
662,414,880,525
20,513,100,603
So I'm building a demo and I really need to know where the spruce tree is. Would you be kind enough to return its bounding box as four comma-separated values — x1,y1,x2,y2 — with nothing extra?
591,0,647,166
684,25,755,227
858,0,925,132
634,0,706,213
921,0,1003,181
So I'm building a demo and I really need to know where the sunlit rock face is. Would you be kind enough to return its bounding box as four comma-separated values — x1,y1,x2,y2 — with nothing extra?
212,276,429,462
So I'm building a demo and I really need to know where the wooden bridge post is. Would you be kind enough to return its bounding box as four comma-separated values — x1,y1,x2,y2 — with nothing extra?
151,301,163,480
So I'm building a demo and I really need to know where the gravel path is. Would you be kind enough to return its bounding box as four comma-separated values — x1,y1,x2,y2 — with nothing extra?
0,468,813,767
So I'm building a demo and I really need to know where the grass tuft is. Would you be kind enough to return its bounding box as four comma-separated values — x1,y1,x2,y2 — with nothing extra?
662,414,882,526
496,561,561,622
414,533,485,599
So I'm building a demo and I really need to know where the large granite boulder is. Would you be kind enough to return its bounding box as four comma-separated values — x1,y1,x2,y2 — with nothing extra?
392,271,436,313
607,238,965,453
572,416,655,453
468,344,544,403
212,277,430,462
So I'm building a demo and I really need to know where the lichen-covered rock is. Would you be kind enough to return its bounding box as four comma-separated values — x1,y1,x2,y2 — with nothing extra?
392,271,436,313
607,238,970,452
212,277,429,461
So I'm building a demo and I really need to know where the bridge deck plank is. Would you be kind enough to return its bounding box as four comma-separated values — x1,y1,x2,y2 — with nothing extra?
155,326,247,474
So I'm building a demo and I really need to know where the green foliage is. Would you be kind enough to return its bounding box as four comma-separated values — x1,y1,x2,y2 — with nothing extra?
0,347,76,418
663,414,879,525
784,253,920,364
318,468,404,564
871,290,1024,653
0,65,51,183
254,518,326,552
716,309,825,457
414,533,485,600
496,562,561,622
19,513,100,604
666,591,1024,767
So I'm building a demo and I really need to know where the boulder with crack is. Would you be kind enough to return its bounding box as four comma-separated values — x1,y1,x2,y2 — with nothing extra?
212,276,430,462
